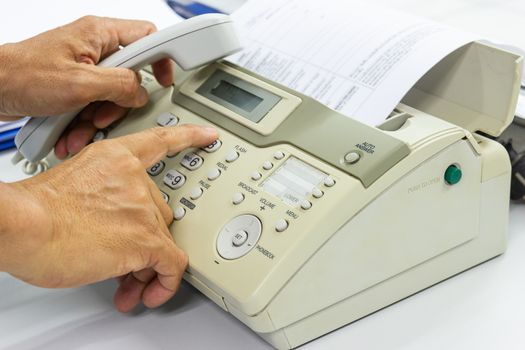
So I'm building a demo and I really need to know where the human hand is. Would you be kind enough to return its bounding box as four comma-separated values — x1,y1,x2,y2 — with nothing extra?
0,16,173,159
2,124,217,312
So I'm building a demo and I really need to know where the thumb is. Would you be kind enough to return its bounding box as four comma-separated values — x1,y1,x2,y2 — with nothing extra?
115,124,219,167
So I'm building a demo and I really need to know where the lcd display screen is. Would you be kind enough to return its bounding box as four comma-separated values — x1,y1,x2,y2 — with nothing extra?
210,80,263,113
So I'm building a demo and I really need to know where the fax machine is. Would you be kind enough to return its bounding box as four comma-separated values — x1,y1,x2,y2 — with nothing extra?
15,15,523,349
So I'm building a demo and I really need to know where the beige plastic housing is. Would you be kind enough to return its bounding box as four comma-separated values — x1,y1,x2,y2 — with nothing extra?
46,41,521,349
403,41,522,137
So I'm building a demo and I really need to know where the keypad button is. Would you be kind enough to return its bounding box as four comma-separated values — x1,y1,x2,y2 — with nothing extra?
160,191,170,203
324,176,336,187
232,230,248,247
202,139,222,153
273,151,285,160
262,161,274,170
156,113,179,127
300,199,312,210
312,187,324,198
275,219,289,232
147,161,165,176
164,170,186,190
190,187,203,200
181,152,203,171
173,207,186,221
225,150,240,163
207,168,221,181
232,192,245,205
251,171,262,181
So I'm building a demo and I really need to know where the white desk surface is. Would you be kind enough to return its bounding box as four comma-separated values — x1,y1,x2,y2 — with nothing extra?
2,1,525,349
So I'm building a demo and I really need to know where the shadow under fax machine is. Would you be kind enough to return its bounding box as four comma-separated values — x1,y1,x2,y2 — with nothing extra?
31,37,525,349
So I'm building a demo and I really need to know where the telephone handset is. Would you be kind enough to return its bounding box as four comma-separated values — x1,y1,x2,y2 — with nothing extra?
15,13,241,163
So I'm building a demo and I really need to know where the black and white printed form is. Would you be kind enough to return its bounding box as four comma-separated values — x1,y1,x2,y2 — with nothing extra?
227,0,478,125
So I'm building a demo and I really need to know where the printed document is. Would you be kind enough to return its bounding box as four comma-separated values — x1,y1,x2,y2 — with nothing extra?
228,0,477,125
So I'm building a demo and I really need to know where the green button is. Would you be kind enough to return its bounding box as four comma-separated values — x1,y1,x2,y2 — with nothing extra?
444,165,462,185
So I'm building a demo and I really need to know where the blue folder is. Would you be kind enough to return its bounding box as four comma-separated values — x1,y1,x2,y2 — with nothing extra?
0,127,20,151
166,0,223,18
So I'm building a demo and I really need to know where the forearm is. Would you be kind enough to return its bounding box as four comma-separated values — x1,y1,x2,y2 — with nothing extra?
0,43,12,115
0,181,51,274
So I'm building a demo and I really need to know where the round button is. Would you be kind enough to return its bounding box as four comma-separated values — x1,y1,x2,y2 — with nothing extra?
273,151,285,160
251,171,262,181
173,207,186,221
160,191,170,203
300,200,312,210
216,214,262,260
190,187,203,200
275,219,289,232
312,187,324,198
232,192,245,205
262,161,274,170
324,176,336,187
444,164,462,185
344,151,361,164
232,230,248,247
207,168,221,181
225,150,240,163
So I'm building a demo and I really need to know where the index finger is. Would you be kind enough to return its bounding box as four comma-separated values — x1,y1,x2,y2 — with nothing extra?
115,124,219,167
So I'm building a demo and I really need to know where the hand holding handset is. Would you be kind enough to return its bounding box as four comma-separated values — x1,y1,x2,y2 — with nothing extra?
15,14,241,163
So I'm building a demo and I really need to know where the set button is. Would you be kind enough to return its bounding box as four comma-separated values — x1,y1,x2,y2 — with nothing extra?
156,112,179,127
164,170,186,190
202,140,222,153
189,187,203,200
232,230,248,247
207,168,221,181
173,207,186,221
181,152,203,171
232,192,245,205
262,161,274,170
216,214,262,260
225,150,240,163
147,161,165,176
251,171,262,181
